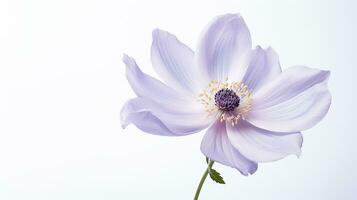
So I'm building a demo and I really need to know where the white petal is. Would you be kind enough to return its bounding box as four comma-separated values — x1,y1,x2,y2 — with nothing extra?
243,46,281,92
201,120,257,175
226,120,303,162
151,29,204,94
196,13,252,81
247,66,331,132
121,98,214,136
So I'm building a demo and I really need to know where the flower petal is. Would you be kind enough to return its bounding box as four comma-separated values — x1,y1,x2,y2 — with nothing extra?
122,54,194,105
121,97,213,136
151,29,204,94
196,13,252,81
246,66,331,132
200,120,258,175
243,46,281,92
226,120,303,163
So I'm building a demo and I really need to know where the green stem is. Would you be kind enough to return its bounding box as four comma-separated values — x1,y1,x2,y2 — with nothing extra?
194,160,214,200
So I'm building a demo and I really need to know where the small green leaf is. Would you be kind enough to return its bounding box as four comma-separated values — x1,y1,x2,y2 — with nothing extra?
209,168,225,184
206,157,209,164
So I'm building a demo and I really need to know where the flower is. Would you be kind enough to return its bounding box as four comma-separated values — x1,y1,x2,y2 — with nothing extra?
121,13,331,175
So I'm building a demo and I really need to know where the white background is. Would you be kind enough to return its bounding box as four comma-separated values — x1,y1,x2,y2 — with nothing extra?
0,0,356,199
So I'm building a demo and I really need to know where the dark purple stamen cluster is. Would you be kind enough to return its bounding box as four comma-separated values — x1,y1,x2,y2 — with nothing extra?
214,89,240,111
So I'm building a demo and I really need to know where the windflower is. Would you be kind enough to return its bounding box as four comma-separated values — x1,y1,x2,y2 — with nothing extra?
121,13,331,199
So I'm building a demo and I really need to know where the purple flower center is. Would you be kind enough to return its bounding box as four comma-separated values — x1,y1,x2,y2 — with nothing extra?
214,89,240,111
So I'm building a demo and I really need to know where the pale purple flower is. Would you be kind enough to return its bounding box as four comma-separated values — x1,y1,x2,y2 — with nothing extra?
121,14,331,175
